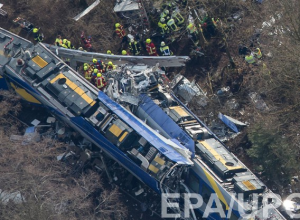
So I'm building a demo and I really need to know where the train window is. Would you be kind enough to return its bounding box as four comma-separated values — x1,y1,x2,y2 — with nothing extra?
187,172,199,193
202,184,212,204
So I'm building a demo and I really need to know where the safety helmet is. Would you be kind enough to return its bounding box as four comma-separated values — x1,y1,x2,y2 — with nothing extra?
93,58,97,63
78,47,84,51
33,28,39,33
161,41,165,47
146,38,151,44
160,18,165,23
84,66,88,71
63,39,67,44
84,63,88,66
164,9,169,14
130,38,134,43
97,73,102,77
94,68,98,74
108,61,113,66
187,23,193,29
115,23,120,28
122,50,127,55
107,50,112,54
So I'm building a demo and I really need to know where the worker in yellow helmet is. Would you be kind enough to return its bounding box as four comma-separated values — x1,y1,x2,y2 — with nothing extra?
106,61,115,71
107,50,114,55
84,65,92,82
61,39,75,49
122,50,128,55
96,72,106,90
32,28,44,42
145,39,158,56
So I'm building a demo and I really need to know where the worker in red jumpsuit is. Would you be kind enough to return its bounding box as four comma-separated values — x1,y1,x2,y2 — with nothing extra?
115,23,127,44
96,73,106,90
145,39,158,56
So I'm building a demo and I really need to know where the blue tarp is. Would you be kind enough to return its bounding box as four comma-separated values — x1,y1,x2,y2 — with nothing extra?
138,94,195,157
98,92,192,165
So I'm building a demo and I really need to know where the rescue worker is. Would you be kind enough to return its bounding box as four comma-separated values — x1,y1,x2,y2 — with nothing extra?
107,50,114,55
128,39,141,56
62,39,75,49
212,18,220,27
167,18,179,32
106,61,115,71
84,66,92,82
160,41,173,56
96,73,106,90
187,23,199,45
254,48,262,59
160,9,170,21
172,10,185,25
145,39,158,56
90,68,98,86
115,23,127,44
245,52,256,64
158,18,170,35
78,47,87,52
55,35,63,47
81,32,92,50
92,58,105,72
122,50,128,55
32,28,44,42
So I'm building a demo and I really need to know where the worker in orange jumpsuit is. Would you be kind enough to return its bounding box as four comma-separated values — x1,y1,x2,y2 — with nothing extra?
145,39,158,56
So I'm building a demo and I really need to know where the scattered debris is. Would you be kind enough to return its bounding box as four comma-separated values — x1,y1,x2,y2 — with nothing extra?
218,113,239,133
73,0,101,21
249,92,269,111
0,189,25,205
171,74,208,106
0,3,7,17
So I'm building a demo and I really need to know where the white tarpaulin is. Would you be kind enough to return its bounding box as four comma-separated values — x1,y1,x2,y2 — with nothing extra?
73,0,100,21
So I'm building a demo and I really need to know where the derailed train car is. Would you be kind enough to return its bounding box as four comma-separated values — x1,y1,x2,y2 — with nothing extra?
0,28,288,220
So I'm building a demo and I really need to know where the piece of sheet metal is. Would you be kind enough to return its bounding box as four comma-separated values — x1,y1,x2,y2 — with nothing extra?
42,43,189,68
73,0,100,21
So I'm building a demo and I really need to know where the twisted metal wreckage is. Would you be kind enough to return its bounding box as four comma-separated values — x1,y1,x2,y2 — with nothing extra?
0,27,294,219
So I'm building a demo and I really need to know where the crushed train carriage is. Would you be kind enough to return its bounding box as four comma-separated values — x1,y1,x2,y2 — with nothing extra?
0,28,287,220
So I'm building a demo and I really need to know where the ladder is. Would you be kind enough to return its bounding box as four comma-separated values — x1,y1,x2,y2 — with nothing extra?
137,0,150,30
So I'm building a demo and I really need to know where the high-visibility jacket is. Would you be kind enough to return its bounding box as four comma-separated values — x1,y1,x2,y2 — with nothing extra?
160,11,170,20
55,38,63,46
160,45,172,56
146,42,158,56
96,77,105,89
245,55,255,64
172,11,185,25
33,29,43,42
167,19,178,31
129,41,141,55
106,64,116,71
62,40,75,49
115,26,126,38
158,21,170,35
254,48,262,58
212,18,219,27
187,24,198,34
84,71,92,81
